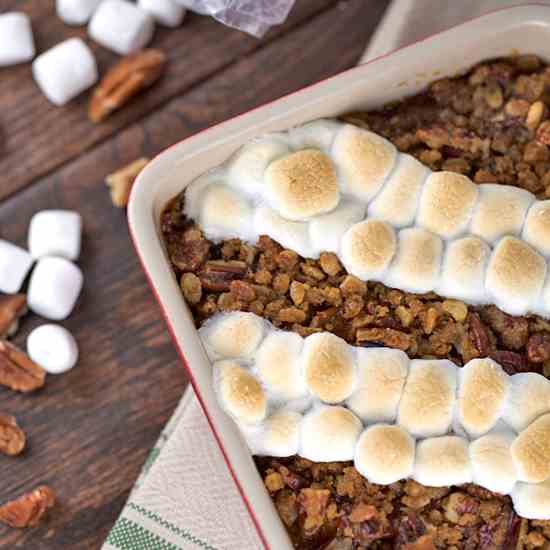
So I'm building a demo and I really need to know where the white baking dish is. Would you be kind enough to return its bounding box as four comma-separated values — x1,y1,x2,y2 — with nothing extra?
128,6,550,548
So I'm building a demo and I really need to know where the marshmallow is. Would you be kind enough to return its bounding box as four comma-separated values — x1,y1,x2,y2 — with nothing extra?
354,424,415,485
0,12,35,66
28,210,82,261
386,227,443,294
523,200,550,257
32,38,98,106
457,358,510,438
213,360,267,425
200,312,264,360
28,257,83,320
512,413,550,483
244,410,301,457
27,324,78,374
287,119,341,152
184,171,225,221
414,436,472,487
485,237,546,316
502,373,550,433
137,0,185,27
341,220,397,281
309,200,365,255
56,0,103,25
470,430,517,495
265,149,339,221
0,240,33,294
299,405,362,462
302,332,356,404
347,348,409,423
397,359,457,438
470,184,534,244
416,172,479,239
368,154,429,227
512,479,550,520
437,236,491,303
332,124,396,202
88,0,155,55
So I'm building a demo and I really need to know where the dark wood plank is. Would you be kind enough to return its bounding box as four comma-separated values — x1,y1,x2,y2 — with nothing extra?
0,0,338,200
0,1,389,548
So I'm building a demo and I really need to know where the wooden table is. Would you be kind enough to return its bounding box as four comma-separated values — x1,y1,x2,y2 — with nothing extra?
0,1,389,547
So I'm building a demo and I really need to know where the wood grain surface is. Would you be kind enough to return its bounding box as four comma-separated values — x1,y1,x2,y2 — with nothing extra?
0,1,389,548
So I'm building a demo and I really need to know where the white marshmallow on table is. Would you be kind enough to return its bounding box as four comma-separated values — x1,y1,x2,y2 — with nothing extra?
287,119,341,152
88,0,155,55
523,200,550,257
137,0,185,27
299,405,362,462
32,38,98,106
27,324,78,374
27,257,83,320
346,347,409,423
470,430,517,495
512,479,550,520
56,0,104,25
244,410,301,457
28,210,82,261
0,12,35,67
0,240,33,294
511,412,550,483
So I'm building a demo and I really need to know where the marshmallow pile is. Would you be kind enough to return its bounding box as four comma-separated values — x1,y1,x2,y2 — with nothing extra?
184,119,550,318
200,311,550,520
0,210,82,374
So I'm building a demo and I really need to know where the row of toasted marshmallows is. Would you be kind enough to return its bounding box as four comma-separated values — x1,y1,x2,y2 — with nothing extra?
184,119,550,318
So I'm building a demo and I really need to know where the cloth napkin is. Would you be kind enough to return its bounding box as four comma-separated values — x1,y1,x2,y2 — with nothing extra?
103,2,549,548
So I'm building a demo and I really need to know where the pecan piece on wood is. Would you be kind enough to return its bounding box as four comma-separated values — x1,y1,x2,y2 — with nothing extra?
0,294,27,339
198,260,247,291
89,49,166,123
0,486,55,528
0,341,45,392
105,157,150,207
0,414,25,456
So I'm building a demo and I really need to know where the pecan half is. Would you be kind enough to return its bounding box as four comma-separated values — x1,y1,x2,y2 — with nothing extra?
0,341,45,392
0,486,55,528
0,294,26,339
198,260,247,291
105,157,150,207
89,49,166,123
0,414,25,456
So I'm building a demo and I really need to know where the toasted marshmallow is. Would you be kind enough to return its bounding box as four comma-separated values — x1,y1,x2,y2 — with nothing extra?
245,410,302,457
470,184,534,244
309,200,365,255
502,373,550,433
368,154,429,227
470,429,517,494
512,413,550,483
354,424,415,484
200,312,264,359
264,149,339,221
512,479,550,520
437,236,491,303
416,172,479,239
214,360,267,425
287,119,341,152
397,359,457,438
299,405,362,462
485,237,546,316
332,125,396,202
254,207,316,258
523,200,550,257
302,333,356,403
227,138,290,196
457,358,510,438
255,331,307,402
386,227,443,294
414,436,472,487
199,185,254,241
346,348,409,423
341,220,397,281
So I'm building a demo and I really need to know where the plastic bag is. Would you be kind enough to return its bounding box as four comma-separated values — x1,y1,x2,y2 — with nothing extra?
174,0,296,37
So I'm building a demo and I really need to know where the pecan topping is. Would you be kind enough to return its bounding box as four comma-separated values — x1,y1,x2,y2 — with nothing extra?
0,486,55,528
0,414,25,456
89,49,166,123
0,341,45,392
527,332,550,363
198,260,247,291
105,157,150,207
0,294,27,339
